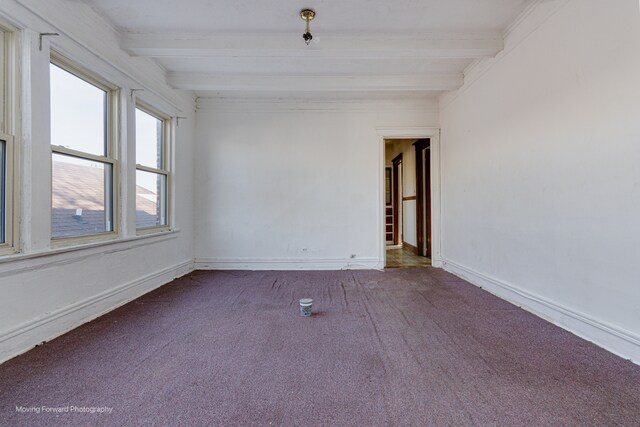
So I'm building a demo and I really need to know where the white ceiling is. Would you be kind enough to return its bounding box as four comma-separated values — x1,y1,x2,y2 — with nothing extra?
79,0,535,98
83,0,530,34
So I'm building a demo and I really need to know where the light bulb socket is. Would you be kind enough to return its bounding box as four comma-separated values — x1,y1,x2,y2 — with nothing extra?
303,32,313,45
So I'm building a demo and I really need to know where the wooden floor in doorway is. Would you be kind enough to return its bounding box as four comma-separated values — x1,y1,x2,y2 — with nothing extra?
385,246,431,268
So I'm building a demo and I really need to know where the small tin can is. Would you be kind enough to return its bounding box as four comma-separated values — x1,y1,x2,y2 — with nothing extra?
299,298,313,317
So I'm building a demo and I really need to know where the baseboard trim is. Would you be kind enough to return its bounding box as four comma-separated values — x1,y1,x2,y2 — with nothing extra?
0,260,194,364
443,260,640,364
195,257,382,271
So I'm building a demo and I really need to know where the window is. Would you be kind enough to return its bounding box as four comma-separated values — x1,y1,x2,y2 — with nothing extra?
135,105,169,231
0,23,16,254
50,56,117,240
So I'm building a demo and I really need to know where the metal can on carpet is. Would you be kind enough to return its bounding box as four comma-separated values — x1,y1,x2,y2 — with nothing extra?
299,298,313,317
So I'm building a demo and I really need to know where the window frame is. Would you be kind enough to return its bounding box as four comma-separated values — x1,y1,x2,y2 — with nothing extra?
0,21,19,256
49,52,120,246
134,101,171,234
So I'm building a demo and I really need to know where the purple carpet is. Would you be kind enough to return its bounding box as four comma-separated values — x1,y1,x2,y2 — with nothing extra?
1,269,639,426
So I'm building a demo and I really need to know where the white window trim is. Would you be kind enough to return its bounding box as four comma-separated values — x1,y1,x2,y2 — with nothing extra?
49,52,120,247
135,101,171,235
0,21,19,256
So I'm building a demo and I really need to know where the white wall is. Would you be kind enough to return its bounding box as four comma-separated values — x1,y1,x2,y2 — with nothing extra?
440,0,640,362
0,0,196,363
195,99,438,270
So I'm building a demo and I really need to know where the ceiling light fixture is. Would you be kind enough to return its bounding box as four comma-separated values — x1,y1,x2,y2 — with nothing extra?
300,9,316,45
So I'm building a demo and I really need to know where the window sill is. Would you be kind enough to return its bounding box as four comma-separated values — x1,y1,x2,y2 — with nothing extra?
50,231,120,249
136,226,171,236
0,228,181,265
0,245,18,257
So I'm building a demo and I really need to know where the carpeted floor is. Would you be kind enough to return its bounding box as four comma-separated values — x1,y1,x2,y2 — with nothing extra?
1,269,639,426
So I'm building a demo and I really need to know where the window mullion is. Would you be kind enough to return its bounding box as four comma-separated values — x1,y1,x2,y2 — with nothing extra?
135,164,167,175
51,146,114,165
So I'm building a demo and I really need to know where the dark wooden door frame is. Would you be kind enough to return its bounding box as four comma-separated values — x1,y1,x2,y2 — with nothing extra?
391,153,403,246
414,139,431,257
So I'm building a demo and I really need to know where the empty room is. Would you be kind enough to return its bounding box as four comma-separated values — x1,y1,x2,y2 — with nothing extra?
0,0,639,425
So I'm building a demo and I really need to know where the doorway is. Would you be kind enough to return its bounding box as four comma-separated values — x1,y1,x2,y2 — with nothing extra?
383,138,431,268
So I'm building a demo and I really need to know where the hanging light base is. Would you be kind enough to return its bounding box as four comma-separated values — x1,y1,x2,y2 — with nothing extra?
300,9,316,45
300,9,316,21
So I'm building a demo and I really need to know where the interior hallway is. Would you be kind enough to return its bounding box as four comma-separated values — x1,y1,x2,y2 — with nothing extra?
1,269,638,426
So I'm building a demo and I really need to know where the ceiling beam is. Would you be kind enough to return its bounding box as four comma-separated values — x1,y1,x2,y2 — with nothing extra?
124,33,503,60
167,73,463,92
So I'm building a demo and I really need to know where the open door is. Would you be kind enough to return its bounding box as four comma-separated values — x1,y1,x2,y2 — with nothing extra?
385,167,394,244
391,154,403,246
414,139,431,257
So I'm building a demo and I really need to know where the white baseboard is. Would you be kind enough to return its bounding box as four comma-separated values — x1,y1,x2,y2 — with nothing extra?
443,260,640,365
431,256,444,268
195,257,383,271
0,260,194,364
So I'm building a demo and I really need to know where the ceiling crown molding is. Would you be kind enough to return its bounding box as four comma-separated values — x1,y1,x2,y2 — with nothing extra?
123,32,503,60
168,73,463,93
196,98,439,114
